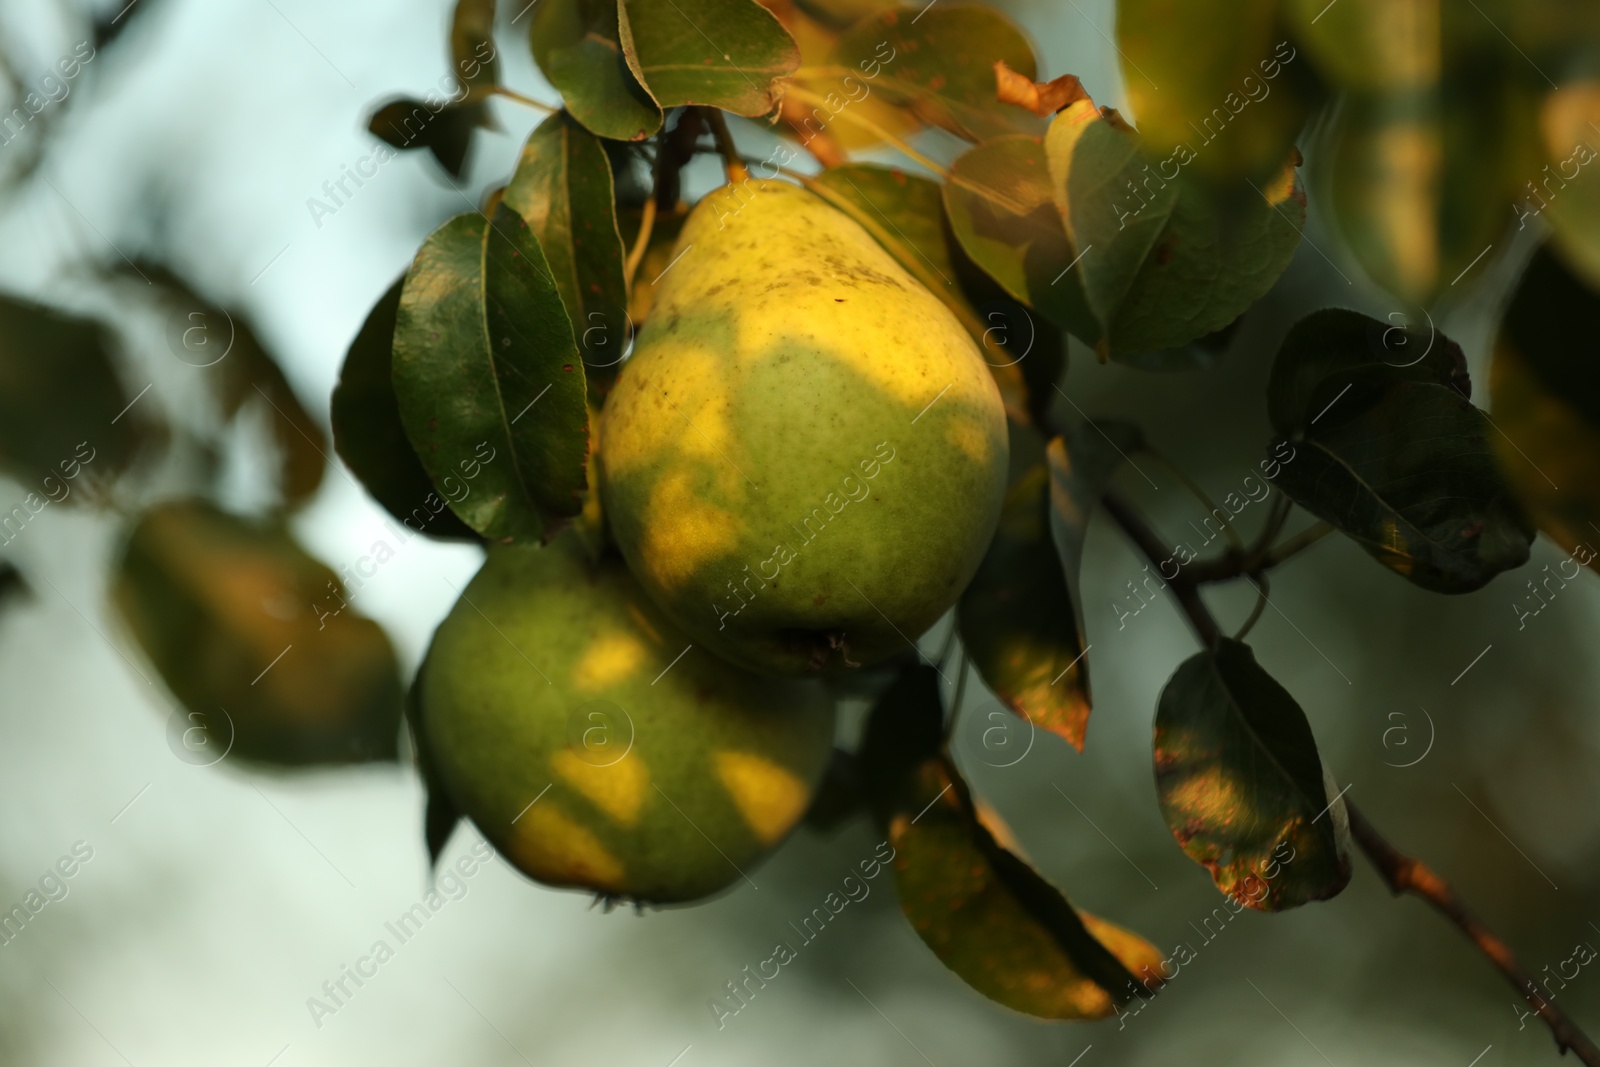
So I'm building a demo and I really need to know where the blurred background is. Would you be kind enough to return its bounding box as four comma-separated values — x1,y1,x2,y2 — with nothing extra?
2,0,1598,1064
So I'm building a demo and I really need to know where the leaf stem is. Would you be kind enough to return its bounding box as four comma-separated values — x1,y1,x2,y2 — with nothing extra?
1346,802,1600,1066
1102,489,1221,649
624,196,656,295
700,107,750,184
783,86,947,178
1260,520,1333,570
1143,448,1245,553
491,85,558,114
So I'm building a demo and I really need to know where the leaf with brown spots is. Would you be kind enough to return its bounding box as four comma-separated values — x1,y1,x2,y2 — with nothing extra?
1154,639,1351,911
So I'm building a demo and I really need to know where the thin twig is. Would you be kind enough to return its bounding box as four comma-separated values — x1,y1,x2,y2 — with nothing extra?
1260,521,1333,570
1347,803,1600,1066
1102,489,1221,649
700,107,750,184
1143,449,1245,553
624,196,656,295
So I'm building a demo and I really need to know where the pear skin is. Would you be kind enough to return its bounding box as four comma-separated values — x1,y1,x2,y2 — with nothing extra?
600,179,1008,676
421,534,835,904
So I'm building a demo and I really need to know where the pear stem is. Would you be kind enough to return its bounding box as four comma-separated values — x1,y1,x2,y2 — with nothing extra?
783,87,947,178
624,197,656,295
491,85,558,114
701,108,750,184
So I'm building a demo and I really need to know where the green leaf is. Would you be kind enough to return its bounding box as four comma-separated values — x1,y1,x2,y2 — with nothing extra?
531,0,662,140
859,666,1162,1017
368,97,487,177
1269,308,1533,593
1116,0,1311,185
1491,244,1600,571
823,5,1040,142
1044,101,1177,335
331,278,477,540
112,500,403,767
943,135,1099,343
405,655,464,868
618,0,798,115
1154,639,1351,911
450,0,499,99
392,208,590,542
503,112,631,387
1045,101,1305,358
959,450,1088,750
0,293,146,495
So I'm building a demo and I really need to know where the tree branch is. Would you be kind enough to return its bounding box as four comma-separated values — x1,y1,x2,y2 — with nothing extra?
1101,485,1600,1064
1347,803,1600,1066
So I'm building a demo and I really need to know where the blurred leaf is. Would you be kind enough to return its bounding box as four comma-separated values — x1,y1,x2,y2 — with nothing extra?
330,278,477,540
960,433,1093,751
1268,308,1532,593
112,499,403,766
943,135,1099,343
807,164,1032,421
393,208,590,542
1117,0,1311,185
1283,0,1436,92
503,113,631,388
1538,81,1600,291
532,0,662,139
802,747,862,831
451,0,500,99
1154,638,1351,911
368,97,487,178
405,656,463,868
1047,101,1305,358
822,5,1041,142
619,0,798,115
1491,244,1600,572
860,666,1160,1017
221,321,328,510
0,293,145,494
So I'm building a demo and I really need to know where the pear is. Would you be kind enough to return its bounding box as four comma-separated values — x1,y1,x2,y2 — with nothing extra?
600,179,1008,676
420,534,836,904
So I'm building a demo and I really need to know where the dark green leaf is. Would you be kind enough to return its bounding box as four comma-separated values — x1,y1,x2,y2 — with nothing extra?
1046,102,1305,358
1491,244,1600,571
405,655,463,868
531,0,662,139
503,113,631,386
618,0,798,115
331,278,477,540
943,135,1100,343
960,458,1089,751
823,5,1040,142
393,209,591,541
860,666,1161,1017
1115,0,1312,186
1269,309,1533,592
368,97,487,177
450,0,499,99
0,293,145,495
1154,639,1351,911
112,500,403,767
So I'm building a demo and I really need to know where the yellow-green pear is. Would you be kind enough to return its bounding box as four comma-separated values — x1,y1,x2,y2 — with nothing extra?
600,179,1008,676
421,534,836,904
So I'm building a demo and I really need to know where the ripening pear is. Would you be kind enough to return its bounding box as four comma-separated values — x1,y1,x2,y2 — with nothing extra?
420,534,836,904
600,179,1008,676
